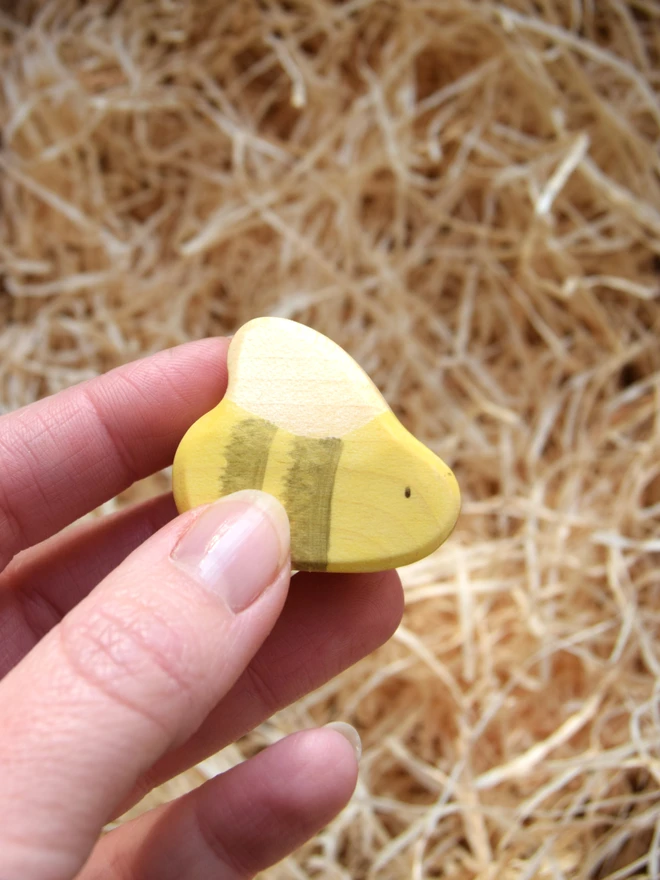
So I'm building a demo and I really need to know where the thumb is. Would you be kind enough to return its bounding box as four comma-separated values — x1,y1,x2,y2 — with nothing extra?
0,490,290,880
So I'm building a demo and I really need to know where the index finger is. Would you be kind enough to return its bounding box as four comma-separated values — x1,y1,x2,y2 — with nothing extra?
0,338,228,571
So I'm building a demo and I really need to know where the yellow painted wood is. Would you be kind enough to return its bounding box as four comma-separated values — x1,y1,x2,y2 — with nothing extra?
173,317,460,572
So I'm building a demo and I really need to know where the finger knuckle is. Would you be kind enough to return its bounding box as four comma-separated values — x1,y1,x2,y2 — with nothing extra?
59,598,198,721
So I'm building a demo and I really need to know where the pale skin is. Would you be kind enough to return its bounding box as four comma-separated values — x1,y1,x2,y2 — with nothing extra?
0,338,404,880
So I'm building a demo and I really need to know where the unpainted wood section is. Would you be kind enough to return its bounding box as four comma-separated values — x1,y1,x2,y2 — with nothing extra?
228,317,388,438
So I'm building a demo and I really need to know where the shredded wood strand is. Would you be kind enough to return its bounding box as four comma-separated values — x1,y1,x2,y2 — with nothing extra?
2,1,660,877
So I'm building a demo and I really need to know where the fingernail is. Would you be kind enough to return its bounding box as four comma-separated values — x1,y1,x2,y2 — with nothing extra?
324,722,362,762
171,490,290,612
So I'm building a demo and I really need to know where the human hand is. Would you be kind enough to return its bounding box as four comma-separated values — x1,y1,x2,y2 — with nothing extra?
0,339,404,879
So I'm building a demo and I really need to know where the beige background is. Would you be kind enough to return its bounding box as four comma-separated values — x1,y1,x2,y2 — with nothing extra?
1,1,659,877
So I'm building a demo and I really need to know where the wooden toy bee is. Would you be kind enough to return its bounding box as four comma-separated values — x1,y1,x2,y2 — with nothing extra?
174,318,460,572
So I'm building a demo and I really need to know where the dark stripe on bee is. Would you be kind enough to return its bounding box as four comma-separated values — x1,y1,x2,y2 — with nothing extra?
221,417,277,494
285,436,343,571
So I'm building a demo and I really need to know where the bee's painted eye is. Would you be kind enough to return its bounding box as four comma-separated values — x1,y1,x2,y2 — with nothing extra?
405,486,411,498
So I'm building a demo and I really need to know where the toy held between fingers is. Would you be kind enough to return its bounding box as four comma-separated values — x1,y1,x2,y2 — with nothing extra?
173,318,460,572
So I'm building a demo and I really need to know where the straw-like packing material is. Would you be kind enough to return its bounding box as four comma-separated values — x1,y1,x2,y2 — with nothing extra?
2,0,660,877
